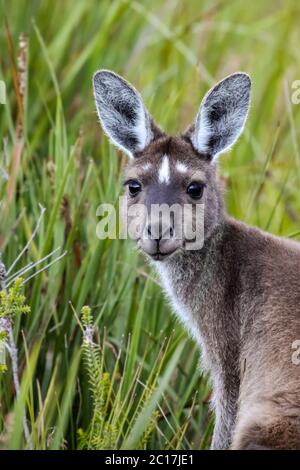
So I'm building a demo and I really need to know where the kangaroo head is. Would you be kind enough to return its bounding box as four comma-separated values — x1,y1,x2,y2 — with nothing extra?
93,70,251,261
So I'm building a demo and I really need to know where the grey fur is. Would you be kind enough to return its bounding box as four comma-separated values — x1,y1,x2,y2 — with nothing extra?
157,220,300,449
188,73,251,159
93,71,300,450
93,70,154,157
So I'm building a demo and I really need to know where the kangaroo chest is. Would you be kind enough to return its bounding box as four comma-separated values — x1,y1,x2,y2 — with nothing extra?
154,253,232,373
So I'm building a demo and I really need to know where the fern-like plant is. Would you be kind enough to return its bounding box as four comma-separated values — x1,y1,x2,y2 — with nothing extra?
77,306,160,450
0,276,31,446
78,306,119,450
0,277,31,374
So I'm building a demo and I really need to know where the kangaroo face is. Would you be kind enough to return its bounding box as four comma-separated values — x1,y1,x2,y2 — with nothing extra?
93,70,251,260
122,136,222,260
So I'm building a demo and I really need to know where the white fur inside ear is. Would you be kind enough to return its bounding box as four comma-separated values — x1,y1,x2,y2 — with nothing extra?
191,106,212,155
135,106,152,151
97,98,151,159
97,114,135,159
190,73,251,160
93,70,153,158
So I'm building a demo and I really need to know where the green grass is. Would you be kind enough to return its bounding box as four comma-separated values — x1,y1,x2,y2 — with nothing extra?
0,0,300,450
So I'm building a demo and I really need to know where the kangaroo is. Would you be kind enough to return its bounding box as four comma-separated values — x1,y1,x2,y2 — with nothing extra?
93,70,300,450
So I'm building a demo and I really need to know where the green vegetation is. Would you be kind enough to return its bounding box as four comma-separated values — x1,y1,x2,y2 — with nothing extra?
0,0,300,450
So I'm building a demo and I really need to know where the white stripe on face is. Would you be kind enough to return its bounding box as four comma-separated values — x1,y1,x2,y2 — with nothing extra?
158,155,170,184
175,162,188,173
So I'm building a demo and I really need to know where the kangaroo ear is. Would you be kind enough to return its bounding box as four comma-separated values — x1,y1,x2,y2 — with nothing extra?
185,73,251,160
93,70,159,158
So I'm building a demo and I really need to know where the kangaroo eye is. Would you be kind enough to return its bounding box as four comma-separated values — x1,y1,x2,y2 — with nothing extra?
187,182,205,199
127,180,142,197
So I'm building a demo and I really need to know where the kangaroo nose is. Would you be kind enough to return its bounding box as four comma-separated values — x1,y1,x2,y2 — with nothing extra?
141,219,180,259
146,223,174,241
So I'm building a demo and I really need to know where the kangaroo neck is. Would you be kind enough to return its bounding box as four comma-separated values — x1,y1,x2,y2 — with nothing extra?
154,220,228,324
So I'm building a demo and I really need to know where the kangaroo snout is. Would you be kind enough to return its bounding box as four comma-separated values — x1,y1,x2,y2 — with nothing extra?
139,218,180,261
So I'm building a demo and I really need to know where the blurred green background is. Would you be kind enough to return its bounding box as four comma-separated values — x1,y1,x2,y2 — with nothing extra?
0,0,300,450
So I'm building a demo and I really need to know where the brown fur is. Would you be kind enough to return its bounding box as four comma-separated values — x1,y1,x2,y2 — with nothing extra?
125,138,300,449
93,70,300,449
